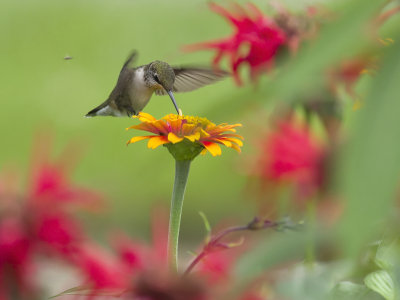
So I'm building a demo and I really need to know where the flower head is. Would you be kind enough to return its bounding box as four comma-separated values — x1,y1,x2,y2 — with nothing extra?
185,3,287,84
256,118,326,199
127,113,243,160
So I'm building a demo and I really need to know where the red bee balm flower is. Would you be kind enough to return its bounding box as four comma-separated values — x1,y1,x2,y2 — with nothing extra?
185,3,287,84
257,120,325,198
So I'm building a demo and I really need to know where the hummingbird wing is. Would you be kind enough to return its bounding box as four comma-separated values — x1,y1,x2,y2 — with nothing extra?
121,50,138,70
155,67,229,95
101,52,138,114
111,51,137,99
86,51,138,117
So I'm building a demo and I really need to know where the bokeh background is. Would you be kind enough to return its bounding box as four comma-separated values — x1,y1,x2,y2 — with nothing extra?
2,0,400,298
0,0,300,242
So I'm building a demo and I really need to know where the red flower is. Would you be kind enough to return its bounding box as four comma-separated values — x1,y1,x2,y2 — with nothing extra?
29,162,102,210
34,211,84,257
257,120,325,199
0,217,36,299
27,158,97,260
113,234,144,271
72,245,133,290
198,251,235,284
0,138,110,298
28,136,103,211
185,3,286,84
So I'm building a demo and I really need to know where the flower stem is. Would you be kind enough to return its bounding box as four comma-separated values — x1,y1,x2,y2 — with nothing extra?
168,159,191,272
184,218,283,276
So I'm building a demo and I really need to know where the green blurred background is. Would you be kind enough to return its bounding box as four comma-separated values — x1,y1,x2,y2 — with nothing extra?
1,0,296,243
3,0,400,297
2,0,399,256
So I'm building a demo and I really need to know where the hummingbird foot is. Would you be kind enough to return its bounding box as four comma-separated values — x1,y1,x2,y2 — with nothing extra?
125,107,137,117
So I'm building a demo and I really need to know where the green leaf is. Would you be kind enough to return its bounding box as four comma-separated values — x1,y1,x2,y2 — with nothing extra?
49,285,91,298
187,250,198,257
375,239,400,271
337,29,400,257
365,270,395,300
198,211,212,242
49,285,126,299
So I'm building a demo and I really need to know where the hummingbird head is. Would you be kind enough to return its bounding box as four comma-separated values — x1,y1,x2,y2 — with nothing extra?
148,61,175,91
148,61,180,114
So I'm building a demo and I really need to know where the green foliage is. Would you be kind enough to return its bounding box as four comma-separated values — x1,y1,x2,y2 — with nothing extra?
49,285,125,299
0,0,250,240
337,28,400,257
198,211,212,242
234,0,400,280
365,271,395,300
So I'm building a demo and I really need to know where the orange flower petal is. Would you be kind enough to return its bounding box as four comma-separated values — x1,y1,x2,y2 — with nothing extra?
147,136,169,149
127,135,153,145
199,128,210,138
152,121,169,135
168,119,183,134
136,112,157,122
185,132,201,142
202,141,222,156
225,138,243,147
214,138,232,147
229,143,242,153
168,132,184,144
219,133,243,138
182,123,196,135
127,123,160,134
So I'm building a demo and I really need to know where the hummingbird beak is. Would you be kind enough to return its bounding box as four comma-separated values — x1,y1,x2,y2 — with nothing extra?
167,90,181,115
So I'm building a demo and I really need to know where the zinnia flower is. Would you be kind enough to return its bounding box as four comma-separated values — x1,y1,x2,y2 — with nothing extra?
126,112,243,159
185,3,287,84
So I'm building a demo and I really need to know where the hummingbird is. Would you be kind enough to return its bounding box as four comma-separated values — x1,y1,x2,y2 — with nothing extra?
85,51,229,117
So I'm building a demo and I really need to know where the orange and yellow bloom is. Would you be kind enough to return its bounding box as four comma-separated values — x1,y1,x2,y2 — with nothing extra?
126,113,243,158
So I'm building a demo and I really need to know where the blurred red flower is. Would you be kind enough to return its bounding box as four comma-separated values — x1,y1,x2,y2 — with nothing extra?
185,3,287,84
256,119,326,200
33,210,84,257
0,216,36,299
0,138,110,298
72,244,133,290
197,250,235,284
29,159,103,210
0,138,274,300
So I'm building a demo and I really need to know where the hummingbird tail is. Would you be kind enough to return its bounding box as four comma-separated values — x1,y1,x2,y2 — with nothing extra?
85,102,109,117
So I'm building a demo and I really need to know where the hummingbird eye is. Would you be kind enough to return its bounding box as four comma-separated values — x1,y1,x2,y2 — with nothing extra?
154,74,161,84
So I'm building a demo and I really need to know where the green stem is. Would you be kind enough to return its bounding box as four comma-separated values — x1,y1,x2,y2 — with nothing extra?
168,159,191,272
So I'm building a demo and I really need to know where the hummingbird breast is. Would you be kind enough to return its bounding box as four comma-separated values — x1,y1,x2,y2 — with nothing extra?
128,67,154,113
